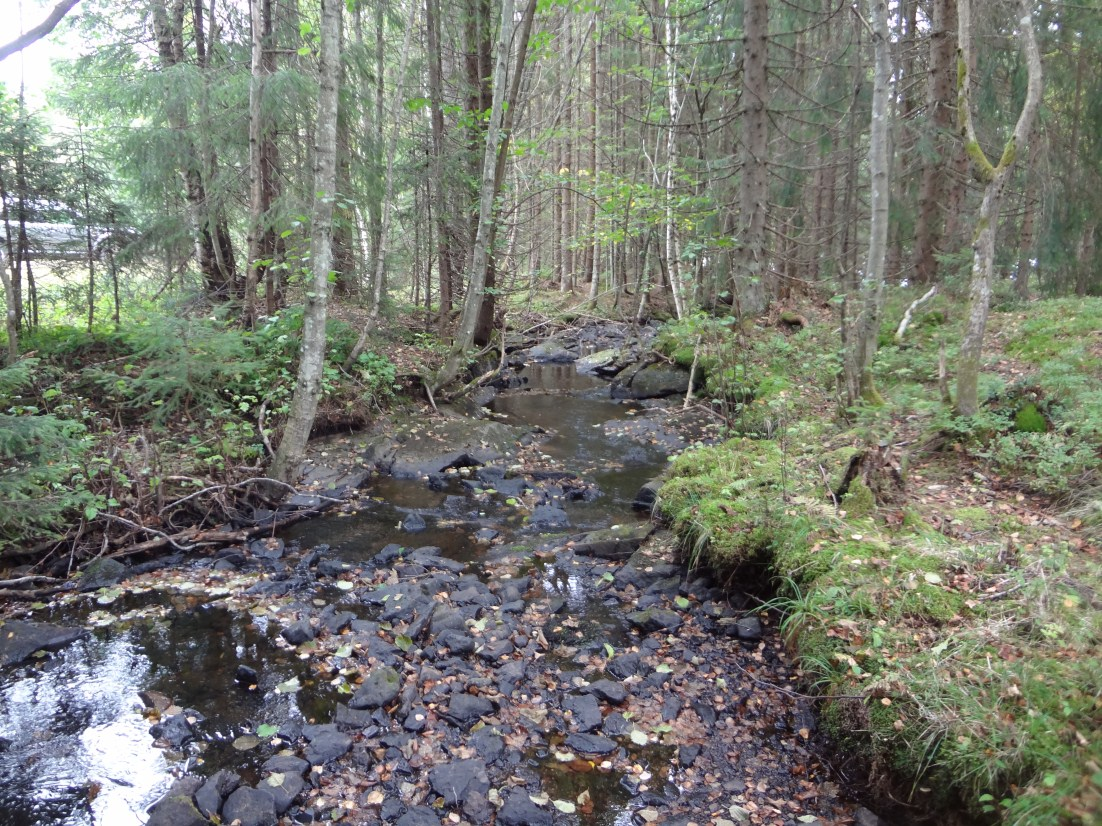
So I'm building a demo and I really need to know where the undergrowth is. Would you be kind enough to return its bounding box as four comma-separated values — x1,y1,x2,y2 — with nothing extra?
656,296,1102,825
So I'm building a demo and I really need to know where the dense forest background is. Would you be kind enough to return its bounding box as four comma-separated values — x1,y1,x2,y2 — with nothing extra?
0,0,1099,555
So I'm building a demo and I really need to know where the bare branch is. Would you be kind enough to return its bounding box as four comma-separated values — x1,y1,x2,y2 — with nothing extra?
0,0,81,63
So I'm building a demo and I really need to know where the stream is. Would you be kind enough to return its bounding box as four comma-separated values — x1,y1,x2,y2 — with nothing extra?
0,361,868,826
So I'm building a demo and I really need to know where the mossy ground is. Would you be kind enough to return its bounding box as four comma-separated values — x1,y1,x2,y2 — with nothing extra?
657,297,1102,825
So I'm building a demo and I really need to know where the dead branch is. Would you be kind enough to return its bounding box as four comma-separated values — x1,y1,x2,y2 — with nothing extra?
894,285,937,342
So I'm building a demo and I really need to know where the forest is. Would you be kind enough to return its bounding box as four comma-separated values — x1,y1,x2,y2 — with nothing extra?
0,0,1099,825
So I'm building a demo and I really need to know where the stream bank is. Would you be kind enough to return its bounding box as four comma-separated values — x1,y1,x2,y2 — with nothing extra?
0,333,882,826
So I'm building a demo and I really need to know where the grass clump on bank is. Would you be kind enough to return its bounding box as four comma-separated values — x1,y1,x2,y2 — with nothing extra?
657,298,1102,825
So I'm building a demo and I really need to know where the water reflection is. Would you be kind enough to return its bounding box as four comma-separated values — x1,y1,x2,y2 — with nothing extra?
0,636,168,826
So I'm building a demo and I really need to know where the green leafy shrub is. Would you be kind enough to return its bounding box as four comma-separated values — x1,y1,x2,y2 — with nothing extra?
0,360,96,551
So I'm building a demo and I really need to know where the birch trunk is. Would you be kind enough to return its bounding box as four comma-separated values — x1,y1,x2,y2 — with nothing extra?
954,0,1042,416
842,0,893,408
271,0,341,481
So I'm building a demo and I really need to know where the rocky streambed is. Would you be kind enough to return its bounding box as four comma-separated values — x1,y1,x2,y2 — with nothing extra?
0,334,882,826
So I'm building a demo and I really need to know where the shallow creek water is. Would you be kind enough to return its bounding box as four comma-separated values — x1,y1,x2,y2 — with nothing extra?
0,363,853,826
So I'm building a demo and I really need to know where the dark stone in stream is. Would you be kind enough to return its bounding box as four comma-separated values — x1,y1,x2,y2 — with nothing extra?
469,727,505,764
401,513,427,533
646,576,682,597
662,694,682,721
79,557,127,590
626,608,683,633
146,778,207,826
736,616,764,641
280,620,314,645
150,713,195,748
528,504,570,528
194,769,240,819
434,628,475,656
318,606,357,634
244,579,296,597
475,527,499,542
583,679,628,705
334,703,375,729
130,553,184,576
262,754,309,775
396,806,441,826
443,693,495,729
602,711,633,737
221,786,277,826
692,700,718,726
477,639,514,661
607,651,643,679
632,480,664,512
678,743,703,767
615,558,682,591
527,339,576,363
497,789,553,826
248,538,284,559
564,732,618,755
428,758,490,806
571,523,654,560
0,620,87,667
350,666,401,709
496,660,526,695
563,693,603,732
259,770,305,814
316,558,352,578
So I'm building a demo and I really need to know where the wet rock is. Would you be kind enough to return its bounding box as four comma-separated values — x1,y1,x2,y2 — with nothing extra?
625,608,683,633
402,705,428,732
564,732,618,755
221,786,277,826
304,730,352,764
602,711,633,737
364,419,528,479
401,513,427,533
144,799,209,826
194,769,240,818
476,639,514,660
571,523,653,560
607,652,643,679
497,789,553,826
583,679,628,705
678,743,702,767
563,693,603,732
249,538,285,560
434,628,475,656
150,713,195,748
662,694,682,722
613,362,696,399
334,703,374,729
496,660,526,695
428,758,490,806
319,606,357,635
528,504,570,529
316,558,353,578
442,693,494,729
349,666,401,709
527,340,576,363
469,727,505,764
280,620,314,646
736,616,763,641
0,620,87,667
79,557,127,590
262,755,309,775
258,770,305,814
615,555,682,591
475,527,499,542
632,480,664,512
396,805,442,826
576,347,621,374
855,807,882,826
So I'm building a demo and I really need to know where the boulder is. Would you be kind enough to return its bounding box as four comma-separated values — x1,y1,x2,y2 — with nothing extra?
0,620,87,667
612,362,697,399
349,666,401,709
79,558,127,590
221,787,277,826
571,523,653,560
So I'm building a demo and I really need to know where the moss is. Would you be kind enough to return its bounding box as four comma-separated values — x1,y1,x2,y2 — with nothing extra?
841,479,876,516
1014,402,1047,433
894,584,965,624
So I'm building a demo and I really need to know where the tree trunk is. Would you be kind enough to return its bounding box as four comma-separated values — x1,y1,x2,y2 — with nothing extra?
425,0,456,331
842,0,893,408
955,0,1042,416
434,0,516,391
733,0,769,318
663,0,685,319
345,0,418,367
272,0,341,481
